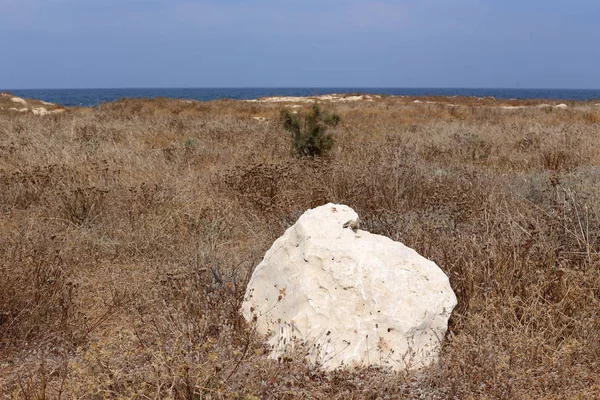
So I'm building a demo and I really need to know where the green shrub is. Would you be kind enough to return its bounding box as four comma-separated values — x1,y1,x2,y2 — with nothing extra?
184,138,196,149
281,104,340,157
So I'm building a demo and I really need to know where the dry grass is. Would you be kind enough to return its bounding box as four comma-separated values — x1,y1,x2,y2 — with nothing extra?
1,94,599,399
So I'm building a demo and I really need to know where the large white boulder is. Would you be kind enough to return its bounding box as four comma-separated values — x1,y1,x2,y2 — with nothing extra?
242,204,457,371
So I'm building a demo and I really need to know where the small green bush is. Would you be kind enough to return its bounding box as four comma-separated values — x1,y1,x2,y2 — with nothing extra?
184,138,196,149
281,104,340,157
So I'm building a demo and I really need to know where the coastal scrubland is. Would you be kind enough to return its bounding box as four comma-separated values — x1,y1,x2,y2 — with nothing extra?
0,94,599,399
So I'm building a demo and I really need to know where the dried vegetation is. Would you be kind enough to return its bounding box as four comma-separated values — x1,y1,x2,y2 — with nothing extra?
1,95,599,399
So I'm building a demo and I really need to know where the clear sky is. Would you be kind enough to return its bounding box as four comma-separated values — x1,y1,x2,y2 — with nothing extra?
1,0,598,89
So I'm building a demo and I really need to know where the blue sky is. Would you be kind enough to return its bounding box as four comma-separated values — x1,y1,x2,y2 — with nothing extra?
1,0,598,89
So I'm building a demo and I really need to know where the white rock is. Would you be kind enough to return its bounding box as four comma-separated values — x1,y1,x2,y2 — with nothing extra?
315,95,336,101
242,204,457,371
247,94,373,104
32,107,49,115
11,97,27,104
338,95,364,102
255,96,314,103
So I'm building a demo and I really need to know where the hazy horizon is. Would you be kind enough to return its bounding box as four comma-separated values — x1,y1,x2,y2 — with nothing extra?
5,86,600,91
2,1,599,90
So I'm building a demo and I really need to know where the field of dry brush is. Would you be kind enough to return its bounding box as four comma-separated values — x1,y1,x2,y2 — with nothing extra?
1,95,599,399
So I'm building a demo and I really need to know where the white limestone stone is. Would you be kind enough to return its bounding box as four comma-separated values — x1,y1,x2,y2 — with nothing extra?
32,107,49,115
11,97,27,104
242,204,457,371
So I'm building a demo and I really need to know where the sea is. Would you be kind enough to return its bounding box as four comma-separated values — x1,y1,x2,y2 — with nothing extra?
4,88,600,108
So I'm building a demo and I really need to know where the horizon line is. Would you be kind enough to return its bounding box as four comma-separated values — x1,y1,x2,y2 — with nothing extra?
4,86,600,91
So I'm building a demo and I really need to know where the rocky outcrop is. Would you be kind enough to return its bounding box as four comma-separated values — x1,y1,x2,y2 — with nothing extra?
0,93,65,115
11,96,28,104
242,204,457,371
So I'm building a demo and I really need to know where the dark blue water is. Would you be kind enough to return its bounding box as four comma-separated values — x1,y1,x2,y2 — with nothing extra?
3,88,600,107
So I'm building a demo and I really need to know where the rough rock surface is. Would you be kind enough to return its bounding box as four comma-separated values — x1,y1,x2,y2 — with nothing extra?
11,96,27,104
242,204,457,371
